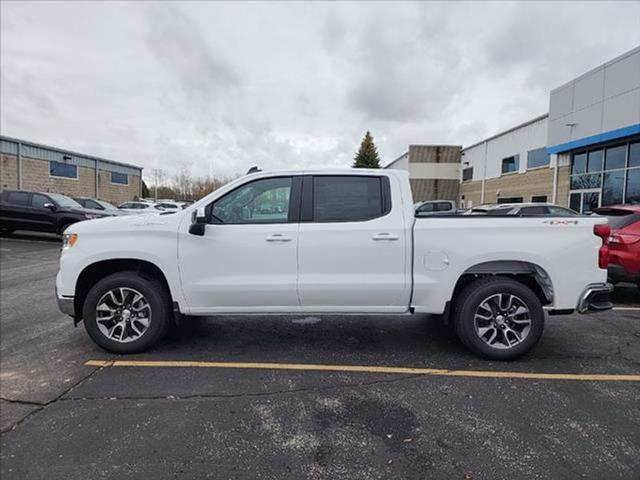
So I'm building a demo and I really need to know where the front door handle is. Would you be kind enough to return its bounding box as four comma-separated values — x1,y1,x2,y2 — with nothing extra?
266,233,292,242
372,233,399,241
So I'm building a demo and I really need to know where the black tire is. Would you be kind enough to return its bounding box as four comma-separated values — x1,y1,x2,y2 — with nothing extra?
453,277,545,361
82,271,171,354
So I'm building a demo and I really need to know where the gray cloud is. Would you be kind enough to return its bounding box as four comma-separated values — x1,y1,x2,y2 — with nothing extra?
1,1,639,182
144,4,240,104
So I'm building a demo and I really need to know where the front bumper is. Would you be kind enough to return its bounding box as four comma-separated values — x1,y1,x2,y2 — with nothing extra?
56,288,76,317
577,283,613,314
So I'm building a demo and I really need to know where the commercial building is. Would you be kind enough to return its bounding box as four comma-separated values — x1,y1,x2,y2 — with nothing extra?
459,45,640,213
0,136,143,205
384,145,461,202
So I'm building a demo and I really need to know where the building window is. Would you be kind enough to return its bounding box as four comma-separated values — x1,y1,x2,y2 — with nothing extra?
49,160,77,179
531,195,548,203
605,145,626,170
570,173,601,190
501,155,519,174
462,167,473,181
571,152,587,174
497,197,523,204
626,168,640,204
569,138,639,212
526,148,549,169
111,172,128,185
628,141,640,168
587,150,604,172
602,171,625,206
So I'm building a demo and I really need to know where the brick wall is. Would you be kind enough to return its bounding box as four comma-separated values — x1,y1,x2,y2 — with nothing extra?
97,170,141,206
483,168,555,204
459,166,572,207
459,180,483,207
410,178,459,202
1,154,18,189
407,145,461,202
21,156,96,198
1,153,141,205
556,166,570,207
408,145,462,164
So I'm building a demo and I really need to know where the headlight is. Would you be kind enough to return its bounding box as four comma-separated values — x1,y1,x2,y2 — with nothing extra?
62,233,78,249
85,213,102,219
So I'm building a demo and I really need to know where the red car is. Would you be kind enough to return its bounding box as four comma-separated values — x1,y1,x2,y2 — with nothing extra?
594,205,640,291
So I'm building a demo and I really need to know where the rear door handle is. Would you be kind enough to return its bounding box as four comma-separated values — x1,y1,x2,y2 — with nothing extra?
372,233,399,241
266,233,292,242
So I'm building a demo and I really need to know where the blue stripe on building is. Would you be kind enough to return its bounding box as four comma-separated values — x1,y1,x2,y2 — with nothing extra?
547,123,640,155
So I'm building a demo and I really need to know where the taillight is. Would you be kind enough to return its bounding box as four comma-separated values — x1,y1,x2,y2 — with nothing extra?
609,233,640,245
593,224,611,269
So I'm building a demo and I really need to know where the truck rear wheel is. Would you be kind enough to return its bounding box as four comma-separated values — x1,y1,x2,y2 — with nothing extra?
82,272,171,354
453,277,545,360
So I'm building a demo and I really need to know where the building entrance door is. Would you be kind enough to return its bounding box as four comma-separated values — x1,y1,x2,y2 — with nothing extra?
569,189,601,214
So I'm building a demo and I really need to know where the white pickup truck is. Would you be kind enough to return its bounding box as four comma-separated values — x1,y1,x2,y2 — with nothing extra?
56,169,613,360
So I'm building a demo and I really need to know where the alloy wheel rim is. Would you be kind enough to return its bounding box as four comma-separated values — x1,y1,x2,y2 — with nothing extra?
473,293,532,349
95,287,151,343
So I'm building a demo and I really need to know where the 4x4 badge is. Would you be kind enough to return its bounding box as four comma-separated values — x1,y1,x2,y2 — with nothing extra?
543,220,580,225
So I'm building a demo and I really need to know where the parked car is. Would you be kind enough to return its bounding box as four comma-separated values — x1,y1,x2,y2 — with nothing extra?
466,203,578,216
153,201,183,211
117,201,155,214
56,169,611,360
593,205,640,290
74,197,126,215
414,200,460,216
0,190,114,235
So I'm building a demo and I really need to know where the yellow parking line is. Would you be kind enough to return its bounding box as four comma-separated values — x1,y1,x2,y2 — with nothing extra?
85,359,640,382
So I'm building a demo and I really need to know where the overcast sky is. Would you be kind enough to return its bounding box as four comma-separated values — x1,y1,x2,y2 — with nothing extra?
2,1,639,182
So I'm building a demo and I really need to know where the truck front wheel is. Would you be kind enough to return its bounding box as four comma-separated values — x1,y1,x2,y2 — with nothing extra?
82,272,171,354
453,277,545,360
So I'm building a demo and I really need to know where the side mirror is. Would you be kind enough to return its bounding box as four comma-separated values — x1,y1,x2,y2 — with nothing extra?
43,202,56,211
189,207,208,236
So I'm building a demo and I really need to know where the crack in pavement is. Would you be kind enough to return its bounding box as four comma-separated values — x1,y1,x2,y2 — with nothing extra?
0,359,113,435
52,373,427,404
0,397,47,407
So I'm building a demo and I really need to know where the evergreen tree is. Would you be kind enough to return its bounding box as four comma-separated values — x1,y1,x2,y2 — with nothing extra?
352,131,381,168
141,180,150,198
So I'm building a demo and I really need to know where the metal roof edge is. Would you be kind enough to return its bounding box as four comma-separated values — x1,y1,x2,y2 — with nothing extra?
0,135,143,171
461,114,549,152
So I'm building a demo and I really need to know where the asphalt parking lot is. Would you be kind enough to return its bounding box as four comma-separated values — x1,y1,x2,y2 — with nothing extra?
1,233,639,479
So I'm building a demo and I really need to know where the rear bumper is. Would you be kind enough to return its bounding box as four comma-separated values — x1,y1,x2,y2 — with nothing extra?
577,283,613,314
608,264,640,283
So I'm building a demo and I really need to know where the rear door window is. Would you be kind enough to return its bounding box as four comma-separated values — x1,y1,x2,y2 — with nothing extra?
6,191,30,206
436,202,452,212
311,176,388,222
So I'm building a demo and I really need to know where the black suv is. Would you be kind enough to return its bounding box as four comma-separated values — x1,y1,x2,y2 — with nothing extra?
0,190,115,236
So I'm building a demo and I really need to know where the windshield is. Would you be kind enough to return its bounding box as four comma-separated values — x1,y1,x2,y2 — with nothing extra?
47,193,83,208
603,212,638,229
95,199,117,210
